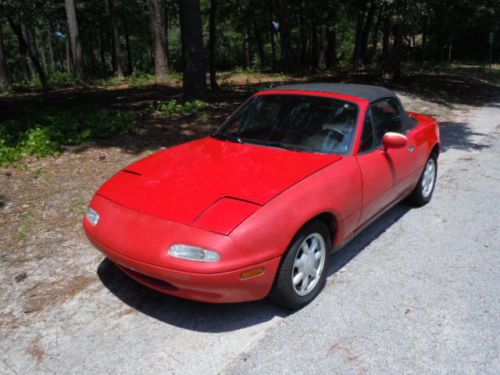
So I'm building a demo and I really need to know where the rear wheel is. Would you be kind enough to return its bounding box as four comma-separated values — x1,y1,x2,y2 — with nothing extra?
270,221,331,310
408,155,437,206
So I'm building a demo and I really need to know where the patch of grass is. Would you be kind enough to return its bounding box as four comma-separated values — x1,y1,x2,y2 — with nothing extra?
18,211,34,241
48,72,83,87
0,109,139,166
127,72,155,87
150,100,207,119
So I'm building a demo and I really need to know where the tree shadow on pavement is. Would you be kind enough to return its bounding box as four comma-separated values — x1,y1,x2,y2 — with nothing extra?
439,122,490,152
97,201,413,332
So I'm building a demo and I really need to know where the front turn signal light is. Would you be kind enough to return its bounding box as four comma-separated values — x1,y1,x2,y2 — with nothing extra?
240,267,266,280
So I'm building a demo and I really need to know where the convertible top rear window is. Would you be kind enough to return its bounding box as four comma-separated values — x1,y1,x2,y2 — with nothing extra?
214,94,359,155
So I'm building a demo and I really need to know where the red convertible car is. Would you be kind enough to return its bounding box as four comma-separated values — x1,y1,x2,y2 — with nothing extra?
84,84,440,309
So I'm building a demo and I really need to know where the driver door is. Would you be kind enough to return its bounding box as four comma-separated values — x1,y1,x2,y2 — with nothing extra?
356,98,418,227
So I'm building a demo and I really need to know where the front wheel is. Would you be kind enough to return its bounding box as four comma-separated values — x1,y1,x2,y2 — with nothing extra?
408,155,437,206
270,221,331,310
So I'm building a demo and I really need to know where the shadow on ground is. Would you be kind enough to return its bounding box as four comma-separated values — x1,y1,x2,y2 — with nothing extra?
97,258,289,332
98,201,412,332
439,121,490,152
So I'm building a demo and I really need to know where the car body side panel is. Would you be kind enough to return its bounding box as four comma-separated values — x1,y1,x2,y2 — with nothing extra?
356,151,395,226
230,157,363,255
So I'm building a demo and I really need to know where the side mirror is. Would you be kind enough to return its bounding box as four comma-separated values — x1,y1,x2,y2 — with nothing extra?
383,132,408,150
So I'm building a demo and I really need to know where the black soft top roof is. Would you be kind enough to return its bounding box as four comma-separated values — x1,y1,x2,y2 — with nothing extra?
272,83,397,102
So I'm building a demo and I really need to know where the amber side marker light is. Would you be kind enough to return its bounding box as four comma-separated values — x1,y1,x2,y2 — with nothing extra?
240,267,266,280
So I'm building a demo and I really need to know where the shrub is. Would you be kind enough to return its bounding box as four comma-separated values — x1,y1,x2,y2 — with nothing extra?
152,100,207,119
0,109,139,166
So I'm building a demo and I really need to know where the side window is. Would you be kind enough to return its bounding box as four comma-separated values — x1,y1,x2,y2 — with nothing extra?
359,109,375,153
371,98,404,146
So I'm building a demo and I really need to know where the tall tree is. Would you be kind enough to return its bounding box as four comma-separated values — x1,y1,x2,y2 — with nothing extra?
7,15,47,87
64,0,85,80
208,0,219,90
179,0,206,100
278,0,291,72
360,0,377,64
268,1,277,68
352,0,368,68
46,28,56,74
325,8,337,69
147,0,169,80
108,0,124,78
0,21,7,87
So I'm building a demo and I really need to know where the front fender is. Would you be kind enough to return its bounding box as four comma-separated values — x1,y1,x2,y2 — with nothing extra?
229,157,363,260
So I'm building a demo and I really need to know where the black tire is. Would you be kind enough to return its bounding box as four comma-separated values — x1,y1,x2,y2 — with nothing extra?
408,155,438,207
270,220,331,310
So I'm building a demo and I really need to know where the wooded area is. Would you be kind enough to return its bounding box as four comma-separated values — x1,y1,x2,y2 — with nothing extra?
0,0,498,99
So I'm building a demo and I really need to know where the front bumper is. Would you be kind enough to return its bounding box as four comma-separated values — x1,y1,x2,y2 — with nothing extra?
84,195,281,303
91,236,280,303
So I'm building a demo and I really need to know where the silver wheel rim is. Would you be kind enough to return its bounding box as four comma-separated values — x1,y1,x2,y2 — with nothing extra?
422,158,436,198
292,233,326,296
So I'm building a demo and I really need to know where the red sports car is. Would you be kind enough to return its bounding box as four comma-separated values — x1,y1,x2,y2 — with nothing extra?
84,84,440,309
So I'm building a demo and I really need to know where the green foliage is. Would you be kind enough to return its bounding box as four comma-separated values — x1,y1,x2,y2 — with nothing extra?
151,100,207,119
0,109,139,166
127,72,156,87
48,72,82,86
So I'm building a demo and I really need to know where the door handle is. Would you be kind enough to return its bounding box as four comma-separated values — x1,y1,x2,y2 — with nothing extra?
408,145,415,152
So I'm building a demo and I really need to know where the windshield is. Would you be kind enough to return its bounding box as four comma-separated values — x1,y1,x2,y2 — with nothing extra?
213,94,359,154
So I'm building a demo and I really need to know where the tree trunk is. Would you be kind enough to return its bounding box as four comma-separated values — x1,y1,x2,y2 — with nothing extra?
243,29,251,68
64,0,85,80
310,24,319,70
46,28,56,74
147,0,169,80
21,23,37,77
318,25,327,70
325,8,337,69
269,2,276,68
108,0,124,78
66,35,73,74
326,25,337,69
352,1,368,68
124,22,133,74
360,1,376,64
0,23,8,87
253,12,266,68
370,8,381,62
299,8,307,68
278,0,291,72
381,15,391,73
98,32,106,74
164,0,171,64
179,0,206,101
209,0,218,90
391,23,403,80
7,16,47,87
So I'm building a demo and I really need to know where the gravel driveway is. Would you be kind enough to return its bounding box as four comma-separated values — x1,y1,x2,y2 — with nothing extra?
1,93,499,375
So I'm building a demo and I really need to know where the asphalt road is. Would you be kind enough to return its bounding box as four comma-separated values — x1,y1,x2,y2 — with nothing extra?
1,95,499,374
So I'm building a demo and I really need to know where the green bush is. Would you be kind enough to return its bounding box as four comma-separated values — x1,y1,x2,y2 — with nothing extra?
0,109,139,166
152,100,207,119
48,72,81,86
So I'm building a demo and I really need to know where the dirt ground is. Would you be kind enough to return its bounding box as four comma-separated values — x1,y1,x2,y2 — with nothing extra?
0,69,499,374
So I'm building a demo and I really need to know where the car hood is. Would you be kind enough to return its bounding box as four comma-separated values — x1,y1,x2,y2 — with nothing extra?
97,137,341,228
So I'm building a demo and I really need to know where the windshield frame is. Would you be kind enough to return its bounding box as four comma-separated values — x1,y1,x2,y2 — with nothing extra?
212,92,361,156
